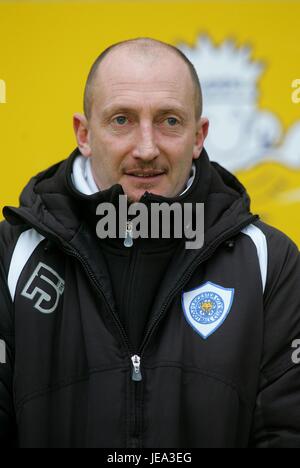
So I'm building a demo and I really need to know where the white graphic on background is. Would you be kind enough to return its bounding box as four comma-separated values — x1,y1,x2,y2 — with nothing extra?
178,36,300,171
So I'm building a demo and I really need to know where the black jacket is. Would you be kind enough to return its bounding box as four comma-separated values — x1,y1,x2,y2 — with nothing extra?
1,148,300,448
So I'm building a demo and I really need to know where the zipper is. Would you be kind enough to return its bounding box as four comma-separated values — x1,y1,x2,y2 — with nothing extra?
124,221,134,248
131,355,142,382
123,235,141,379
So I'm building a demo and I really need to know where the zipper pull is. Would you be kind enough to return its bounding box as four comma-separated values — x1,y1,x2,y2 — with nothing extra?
124,221,134,248
131,355,142,381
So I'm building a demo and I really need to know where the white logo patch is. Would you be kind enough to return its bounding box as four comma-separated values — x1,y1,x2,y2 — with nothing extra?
182,282,235,339
21,262,65,314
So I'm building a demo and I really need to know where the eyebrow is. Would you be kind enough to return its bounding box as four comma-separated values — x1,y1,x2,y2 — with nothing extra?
101,105,189,119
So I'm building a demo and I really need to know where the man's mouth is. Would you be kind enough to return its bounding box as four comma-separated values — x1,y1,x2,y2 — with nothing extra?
125,169,166,180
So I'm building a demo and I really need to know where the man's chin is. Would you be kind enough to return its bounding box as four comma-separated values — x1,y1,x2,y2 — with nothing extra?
121,175,171,203
124,190,156,204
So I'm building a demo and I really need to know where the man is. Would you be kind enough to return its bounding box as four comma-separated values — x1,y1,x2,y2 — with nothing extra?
0,37,300,448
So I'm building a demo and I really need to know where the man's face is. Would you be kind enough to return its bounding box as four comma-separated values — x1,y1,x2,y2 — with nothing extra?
74,48,209,203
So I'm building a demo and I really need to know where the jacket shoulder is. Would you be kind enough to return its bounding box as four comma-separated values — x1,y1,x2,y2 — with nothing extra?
253,220,299,298
255,219,299,251
0,220,28,276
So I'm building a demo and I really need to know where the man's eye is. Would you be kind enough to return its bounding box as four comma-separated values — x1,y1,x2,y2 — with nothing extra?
114,116,128,125
166,117,179,126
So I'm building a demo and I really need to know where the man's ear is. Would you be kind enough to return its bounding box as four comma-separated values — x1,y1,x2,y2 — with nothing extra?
192,117,209,160
73,113,92,157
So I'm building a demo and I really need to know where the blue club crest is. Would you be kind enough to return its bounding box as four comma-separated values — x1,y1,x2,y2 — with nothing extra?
182,282,235,339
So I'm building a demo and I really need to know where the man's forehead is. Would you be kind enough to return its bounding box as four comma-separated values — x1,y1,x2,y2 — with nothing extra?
100,43,185,69
95,58,192,104
100,79,187,95
96,47,191,88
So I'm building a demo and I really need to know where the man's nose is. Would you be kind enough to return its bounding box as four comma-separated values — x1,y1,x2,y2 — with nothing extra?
132,124,160,161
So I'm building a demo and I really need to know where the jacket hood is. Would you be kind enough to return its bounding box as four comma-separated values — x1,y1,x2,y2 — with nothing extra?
3,148,256,250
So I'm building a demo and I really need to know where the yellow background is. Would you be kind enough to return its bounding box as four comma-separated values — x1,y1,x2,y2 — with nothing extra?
0,1,300,242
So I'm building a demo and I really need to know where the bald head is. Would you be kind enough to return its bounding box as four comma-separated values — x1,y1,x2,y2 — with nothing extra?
83,38,203,121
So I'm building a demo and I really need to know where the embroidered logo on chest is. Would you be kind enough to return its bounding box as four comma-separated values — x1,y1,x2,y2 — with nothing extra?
182,282,235,339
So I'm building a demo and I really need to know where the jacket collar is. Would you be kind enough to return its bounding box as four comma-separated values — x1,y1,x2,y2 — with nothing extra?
62,148,211,250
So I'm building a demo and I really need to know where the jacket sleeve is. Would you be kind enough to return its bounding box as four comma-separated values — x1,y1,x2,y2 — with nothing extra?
0,225,17,447
251,224,300,448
